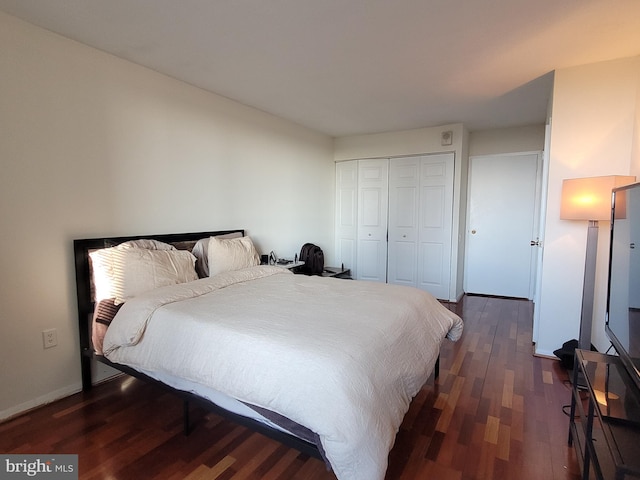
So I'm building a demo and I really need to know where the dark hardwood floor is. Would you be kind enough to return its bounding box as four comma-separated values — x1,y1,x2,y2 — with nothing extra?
1,295,581,479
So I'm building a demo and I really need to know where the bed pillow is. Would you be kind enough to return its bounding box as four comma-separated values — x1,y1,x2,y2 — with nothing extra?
192,232,243,278
207,236,260,276
91,298,122,355
90,245,198,304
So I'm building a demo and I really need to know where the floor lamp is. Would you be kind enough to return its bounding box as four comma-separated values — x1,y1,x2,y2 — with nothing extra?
560,175,636,351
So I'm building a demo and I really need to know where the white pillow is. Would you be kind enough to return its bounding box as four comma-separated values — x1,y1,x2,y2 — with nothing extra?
90,246,198,304
118,239,176,251
192,232,243,278
207,236,259,276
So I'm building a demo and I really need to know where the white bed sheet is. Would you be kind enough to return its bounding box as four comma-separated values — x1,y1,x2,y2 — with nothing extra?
103,266,463,480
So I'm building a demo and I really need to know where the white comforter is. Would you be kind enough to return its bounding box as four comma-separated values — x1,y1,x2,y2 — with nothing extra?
103,266,463,480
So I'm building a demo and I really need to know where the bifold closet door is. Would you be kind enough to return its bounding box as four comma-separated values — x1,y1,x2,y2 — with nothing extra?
388,157,419,287
388,153,454,299
356,159,388,282
417,154,454,299
335,160,358,277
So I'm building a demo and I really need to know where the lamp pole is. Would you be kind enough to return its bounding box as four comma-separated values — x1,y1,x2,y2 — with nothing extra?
579,220,598,350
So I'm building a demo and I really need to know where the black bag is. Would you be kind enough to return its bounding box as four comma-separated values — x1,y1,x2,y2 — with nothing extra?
553,339,597,370
299,243,324,275
553,339,579,370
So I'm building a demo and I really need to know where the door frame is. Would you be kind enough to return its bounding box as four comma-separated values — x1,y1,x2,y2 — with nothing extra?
532,126,551,343
464,151,544,300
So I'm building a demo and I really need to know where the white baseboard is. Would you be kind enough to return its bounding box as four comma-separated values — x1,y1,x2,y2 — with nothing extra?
534,348,559,359
0,383,82,422
1,356,124,423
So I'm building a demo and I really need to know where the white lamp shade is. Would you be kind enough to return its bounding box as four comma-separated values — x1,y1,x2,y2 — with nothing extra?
560,175,636,221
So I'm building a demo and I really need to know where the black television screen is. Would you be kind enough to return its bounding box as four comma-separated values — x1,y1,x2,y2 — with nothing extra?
606,181,640,393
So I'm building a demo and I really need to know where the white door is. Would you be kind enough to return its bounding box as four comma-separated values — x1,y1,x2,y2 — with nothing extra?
417,154,455,299
630,188,640,309
357,159,388,282
335,160,358,276
388,157,420,287
465,153,541,299
532,125,550,343
388,153,454,299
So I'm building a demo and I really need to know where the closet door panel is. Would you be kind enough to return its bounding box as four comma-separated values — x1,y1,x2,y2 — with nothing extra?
388,157,419,287
419,242,444,285
361,189,384,226
335,161,358,274
337,237,356,271
358,240,386,281
417,153,454,299
356,159,388,282
393,242,418,283
337,187,357,228
421,185,445,227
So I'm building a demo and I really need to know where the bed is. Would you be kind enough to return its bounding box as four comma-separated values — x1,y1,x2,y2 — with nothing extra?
74,229,463,480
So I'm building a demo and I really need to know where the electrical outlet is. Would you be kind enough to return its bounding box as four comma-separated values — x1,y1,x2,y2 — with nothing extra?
42,328,57,349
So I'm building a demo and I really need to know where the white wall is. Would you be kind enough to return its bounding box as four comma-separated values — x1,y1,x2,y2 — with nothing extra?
535,56,640,357
469,125,545,157
333,123,469,164
0,12,334,419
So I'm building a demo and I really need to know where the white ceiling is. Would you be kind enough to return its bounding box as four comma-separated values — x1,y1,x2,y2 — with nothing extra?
2,0,640,137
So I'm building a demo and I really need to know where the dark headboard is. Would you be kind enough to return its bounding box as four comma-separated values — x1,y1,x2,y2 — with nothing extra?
73,229,244,389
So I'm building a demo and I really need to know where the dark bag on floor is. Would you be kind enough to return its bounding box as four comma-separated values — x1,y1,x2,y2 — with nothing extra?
299,243,324,275
553,339,597,370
